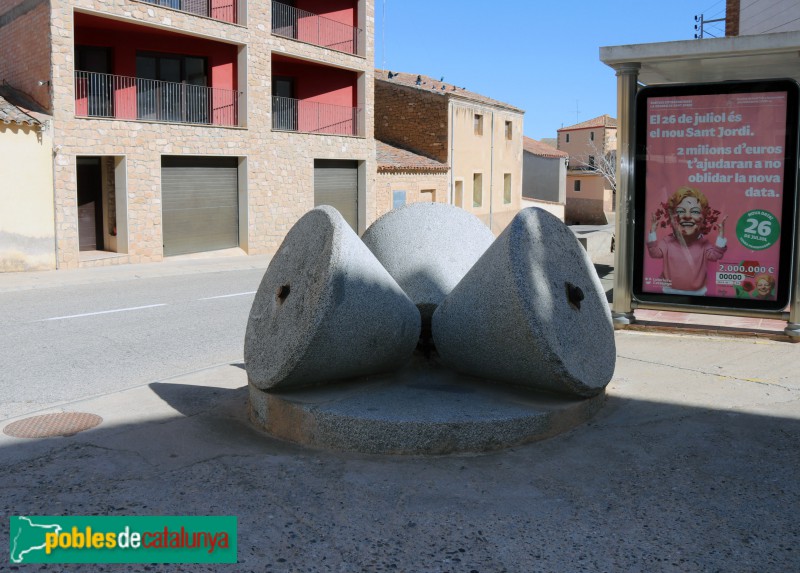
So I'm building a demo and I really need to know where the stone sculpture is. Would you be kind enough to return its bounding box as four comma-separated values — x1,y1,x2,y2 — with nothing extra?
244,206,420,391
245,204,615,396
431,207,616,397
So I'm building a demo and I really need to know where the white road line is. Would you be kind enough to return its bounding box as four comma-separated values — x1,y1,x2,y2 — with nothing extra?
40,304,167,321
198,291,257,301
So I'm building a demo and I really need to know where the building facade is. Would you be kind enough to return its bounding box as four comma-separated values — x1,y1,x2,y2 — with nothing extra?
726,0,800,36
557,114,617,225
522,136,567,220
375,141,448,217
375,70,524,234
0,0,375,269
0,87,55,271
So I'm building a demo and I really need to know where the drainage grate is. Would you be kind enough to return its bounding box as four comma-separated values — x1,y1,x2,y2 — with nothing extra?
3,412,103,439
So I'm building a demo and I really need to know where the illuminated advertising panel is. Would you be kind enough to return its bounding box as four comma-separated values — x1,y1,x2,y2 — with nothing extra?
633,80,799,311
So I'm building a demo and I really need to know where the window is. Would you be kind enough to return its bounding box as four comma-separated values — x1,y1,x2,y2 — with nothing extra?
588,156,595,167
473,173,483,207
574,180,581,192
454,180,463,207
590,131,595,141
393,190,407,209
503,173,511,204
421,189,436,202
505,121,512,140
474,114,483,135
565,133,570,143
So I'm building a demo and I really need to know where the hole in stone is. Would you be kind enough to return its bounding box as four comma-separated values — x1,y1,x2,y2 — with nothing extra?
276,284,291,303
566,282,584,310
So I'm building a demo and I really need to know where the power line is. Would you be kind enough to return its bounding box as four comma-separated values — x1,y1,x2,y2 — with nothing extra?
761,14,800,33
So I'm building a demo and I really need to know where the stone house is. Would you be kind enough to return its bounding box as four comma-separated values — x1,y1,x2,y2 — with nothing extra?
375,70,524,234
375,141,448,217
0,85,55,271
521,136,567,221
557,114,617,225
0,0,375,270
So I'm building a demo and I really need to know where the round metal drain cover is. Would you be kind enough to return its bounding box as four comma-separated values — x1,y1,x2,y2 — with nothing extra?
3,412,103,439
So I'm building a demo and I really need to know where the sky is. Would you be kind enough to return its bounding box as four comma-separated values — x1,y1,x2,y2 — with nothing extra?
374,0,728,141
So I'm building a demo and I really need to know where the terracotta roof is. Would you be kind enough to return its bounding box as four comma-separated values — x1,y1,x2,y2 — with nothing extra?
0,83,47,126
558,114,617,132
523,136,568,158
375,69,524,113
376,140,449,172
0,95,41,126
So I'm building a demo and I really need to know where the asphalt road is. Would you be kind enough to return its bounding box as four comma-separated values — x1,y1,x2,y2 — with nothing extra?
0,261,267,420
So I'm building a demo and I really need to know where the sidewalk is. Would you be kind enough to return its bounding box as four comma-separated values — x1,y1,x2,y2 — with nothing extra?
1,329,798,571
0,249,273,293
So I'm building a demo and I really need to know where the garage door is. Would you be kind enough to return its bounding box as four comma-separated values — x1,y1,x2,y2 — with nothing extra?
314,159,358,231
162,156,239,256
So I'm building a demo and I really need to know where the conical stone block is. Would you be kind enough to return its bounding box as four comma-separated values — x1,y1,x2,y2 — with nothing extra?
361,202,495,323
431,207,616,397
245,206,421,391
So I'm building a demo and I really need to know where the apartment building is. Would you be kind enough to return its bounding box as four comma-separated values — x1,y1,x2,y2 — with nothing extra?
0,0,374,269
375,70,524,233
557,114,617,225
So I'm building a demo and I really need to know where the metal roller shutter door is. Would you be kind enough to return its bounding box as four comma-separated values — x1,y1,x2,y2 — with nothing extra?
314,159,358,231
162,156,239,256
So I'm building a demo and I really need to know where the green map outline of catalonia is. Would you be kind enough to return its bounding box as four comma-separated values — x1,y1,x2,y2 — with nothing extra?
10,516,62,563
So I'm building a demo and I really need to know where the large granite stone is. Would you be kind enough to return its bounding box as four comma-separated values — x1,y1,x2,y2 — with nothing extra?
431,207,616,397
244,206,421,391
361,202,495,323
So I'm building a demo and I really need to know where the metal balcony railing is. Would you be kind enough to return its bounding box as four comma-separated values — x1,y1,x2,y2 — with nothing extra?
272,96,363,136
271,1,364,56
75,71,240,127
138,0,238,24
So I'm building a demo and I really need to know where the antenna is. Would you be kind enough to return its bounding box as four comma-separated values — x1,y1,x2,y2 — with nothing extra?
382,0,386,70
575,100,580,124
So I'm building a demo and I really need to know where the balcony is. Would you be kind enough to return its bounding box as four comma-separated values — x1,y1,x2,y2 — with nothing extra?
271,1,364,56
138,0,239,24
272,95,363,136
75,71,240,127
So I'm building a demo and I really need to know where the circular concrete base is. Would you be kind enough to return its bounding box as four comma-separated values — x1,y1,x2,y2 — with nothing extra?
248,355,605,455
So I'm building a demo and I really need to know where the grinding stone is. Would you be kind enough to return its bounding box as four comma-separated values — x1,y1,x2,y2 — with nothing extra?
244,206,421,391
361,202,495,322
431,207,616,397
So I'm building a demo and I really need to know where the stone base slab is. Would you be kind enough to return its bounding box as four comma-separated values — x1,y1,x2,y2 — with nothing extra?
248,356,605,455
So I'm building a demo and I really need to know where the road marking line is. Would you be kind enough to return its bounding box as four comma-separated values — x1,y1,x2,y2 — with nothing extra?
198,291,256,301
40,304,167,321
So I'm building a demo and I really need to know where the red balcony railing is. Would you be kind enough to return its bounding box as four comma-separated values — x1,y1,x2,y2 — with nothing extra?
272,96,363,136
75,71,240,127
138,0,238,24
271,1,364,56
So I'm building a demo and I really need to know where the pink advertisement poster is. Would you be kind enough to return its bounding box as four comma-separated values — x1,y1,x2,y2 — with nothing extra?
643,91,788,302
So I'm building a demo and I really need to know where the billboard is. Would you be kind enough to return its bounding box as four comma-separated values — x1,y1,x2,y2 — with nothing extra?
633,80,799,311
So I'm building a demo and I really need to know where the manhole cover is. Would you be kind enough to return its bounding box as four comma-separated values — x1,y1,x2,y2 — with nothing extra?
3,412,103,439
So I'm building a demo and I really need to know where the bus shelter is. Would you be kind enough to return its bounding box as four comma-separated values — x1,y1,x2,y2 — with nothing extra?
600,31,800,338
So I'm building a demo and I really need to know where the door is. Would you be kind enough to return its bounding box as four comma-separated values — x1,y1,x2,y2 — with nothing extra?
272,77,297,131
77,157,104,251
314,160,358,231
137,53,208,123
161,156,239,256
75,46,113,117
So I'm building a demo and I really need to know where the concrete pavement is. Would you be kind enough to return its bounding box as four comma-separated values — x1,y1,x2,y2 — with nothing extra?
1,253,799,571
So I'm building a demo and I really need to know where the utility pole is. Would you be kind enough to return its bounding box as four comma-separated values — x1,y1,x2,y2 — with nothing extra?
694,13,725,39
